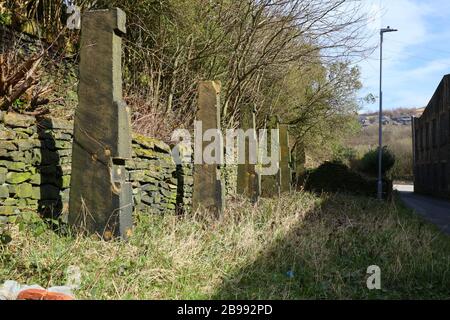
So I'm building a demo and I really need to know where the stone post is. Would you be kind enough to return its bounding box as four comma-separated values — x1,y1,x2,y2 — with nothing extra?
279,124,291,193
293,141,306,188
69,8,133,240
260,115,280,198
237,106,260,202
192,81,225,215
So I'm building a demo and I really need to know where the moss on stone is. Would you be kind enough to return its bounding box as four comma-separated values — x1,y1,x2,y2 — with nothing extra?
6,172,31,184
16,183,33,198
3,113,36,128
62,175,71,188
0,185,9,198
0,206,18,215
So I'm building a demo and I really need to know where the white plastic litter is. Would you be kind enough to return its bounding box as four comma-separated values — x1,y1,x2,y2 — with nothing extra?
0,265,81,300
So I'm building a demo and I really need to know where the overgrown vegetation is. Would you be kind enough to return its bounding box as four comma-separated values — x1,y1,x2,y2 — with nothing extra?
0,0,372,157
346,124,414,181
1,192,449,299
358,146,396,178
303,161,392,199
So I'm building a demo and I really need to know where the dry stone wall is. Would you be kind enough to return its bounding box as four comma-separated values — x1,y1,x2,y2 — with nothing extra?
0,112,193,220
0,112,72,219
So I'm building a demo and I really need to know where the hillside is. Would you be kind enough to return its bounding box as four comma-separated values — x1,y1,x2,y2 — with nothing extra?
358,107,425,127
337,107,420,181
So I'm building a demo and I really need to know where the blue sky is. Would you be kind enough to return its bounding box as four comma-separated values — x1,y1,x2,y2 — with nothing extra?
358,0,450,112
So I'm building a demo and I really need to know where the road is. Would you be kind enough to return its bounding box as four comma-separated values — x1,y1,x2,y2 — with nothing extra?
394,184,450,235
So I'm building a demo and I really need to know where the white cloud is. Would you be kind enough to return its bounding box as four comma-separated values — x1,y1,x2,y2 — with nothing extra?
358,0,450,112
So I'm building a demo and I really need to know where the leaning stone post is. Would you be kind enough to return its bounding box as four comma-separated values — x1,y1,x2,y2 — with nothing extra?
69,8,133,240
237,106,260,202
260,115,280,198
192,81,225,215
279,124,291,193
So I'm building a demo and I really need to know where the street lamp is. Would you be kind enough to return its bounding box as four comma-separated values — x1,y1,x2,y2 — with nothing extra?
378,26,398,200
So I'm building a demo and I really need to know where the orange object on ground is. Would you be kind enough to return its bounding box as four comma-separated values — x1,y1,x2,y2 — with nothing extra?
17,288,74,300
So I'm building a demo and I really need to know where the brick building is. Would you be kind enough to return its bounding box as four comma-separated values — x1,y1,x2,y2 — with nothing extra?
413,74,450,199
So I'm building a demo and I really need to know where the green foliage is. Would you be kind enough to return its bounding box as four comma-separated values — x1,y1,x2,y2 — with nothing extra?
1,193,449,299
346,121,414,181
3,0,369,155
0,11,12,26
390,142,413,181
332,145,357,166
0,224,12,245
15,211,48,237
359,146,396,178
304,161,391,198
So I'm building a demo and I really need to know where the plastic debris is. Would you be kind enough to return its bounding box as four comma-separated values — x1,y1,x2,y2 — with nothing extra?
0,265,81,300
0,281,75,300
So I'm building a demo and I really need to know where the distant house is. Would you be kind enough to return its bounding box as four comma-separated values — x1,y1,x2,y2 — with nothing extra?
381,115,391,125
392,116,412,125
413,74,450,199
358,116,371,127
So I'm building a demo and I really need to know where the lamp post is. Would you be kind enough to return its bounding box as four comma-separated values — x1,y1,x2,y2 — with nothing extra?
378,26,398,200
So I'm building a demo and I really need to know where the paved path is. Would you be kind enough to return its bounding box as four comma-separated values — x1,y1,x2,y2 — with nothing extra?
394,184,450,235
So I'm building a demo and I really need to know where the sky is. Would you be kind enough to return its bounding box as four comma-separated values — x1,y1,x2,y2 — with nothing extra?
358,0,450,113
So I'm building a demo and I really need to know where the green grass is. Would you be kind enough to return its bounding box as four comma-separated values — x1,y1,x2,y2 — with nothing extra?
1,192,449,299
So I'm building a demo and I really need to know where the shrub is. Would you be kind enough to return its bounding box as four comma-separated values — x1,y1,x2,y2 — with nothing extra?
331,144,357,166
359,146,395,177
304,161,392,198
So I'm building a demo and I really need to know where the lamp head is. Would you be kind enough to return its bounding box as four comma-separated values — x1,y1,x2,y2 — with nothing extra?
381,26,398,33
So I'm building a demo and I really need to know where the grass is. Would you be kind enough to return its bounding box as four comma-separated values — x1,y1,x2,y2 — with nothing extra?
346,124,413,181
1,192,449,299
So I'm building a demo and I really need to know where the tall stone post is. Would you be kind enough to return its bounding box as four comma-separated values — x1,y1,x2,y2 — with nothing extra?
260,116,280,198
293,141,306,188
192,81,225,215
69,8,133,240
279,124,291,193
237,106,260,202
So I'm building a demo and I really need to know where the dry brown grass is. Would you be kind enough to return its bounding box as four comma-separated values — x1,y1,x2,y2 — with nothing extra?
1,192,449,299
347,125,413,180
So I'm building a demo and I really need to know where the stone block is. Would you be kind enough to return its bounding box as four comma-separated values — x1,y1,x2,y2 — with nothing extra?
62,175,71,188
16,139,41,150
3,113,35,128
0,129,16,140
0,141,17,151
6,172,31,184
16,183,33,198
4,198,18,206
0,206,18,215
0,185,9,198
0,160,27,172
